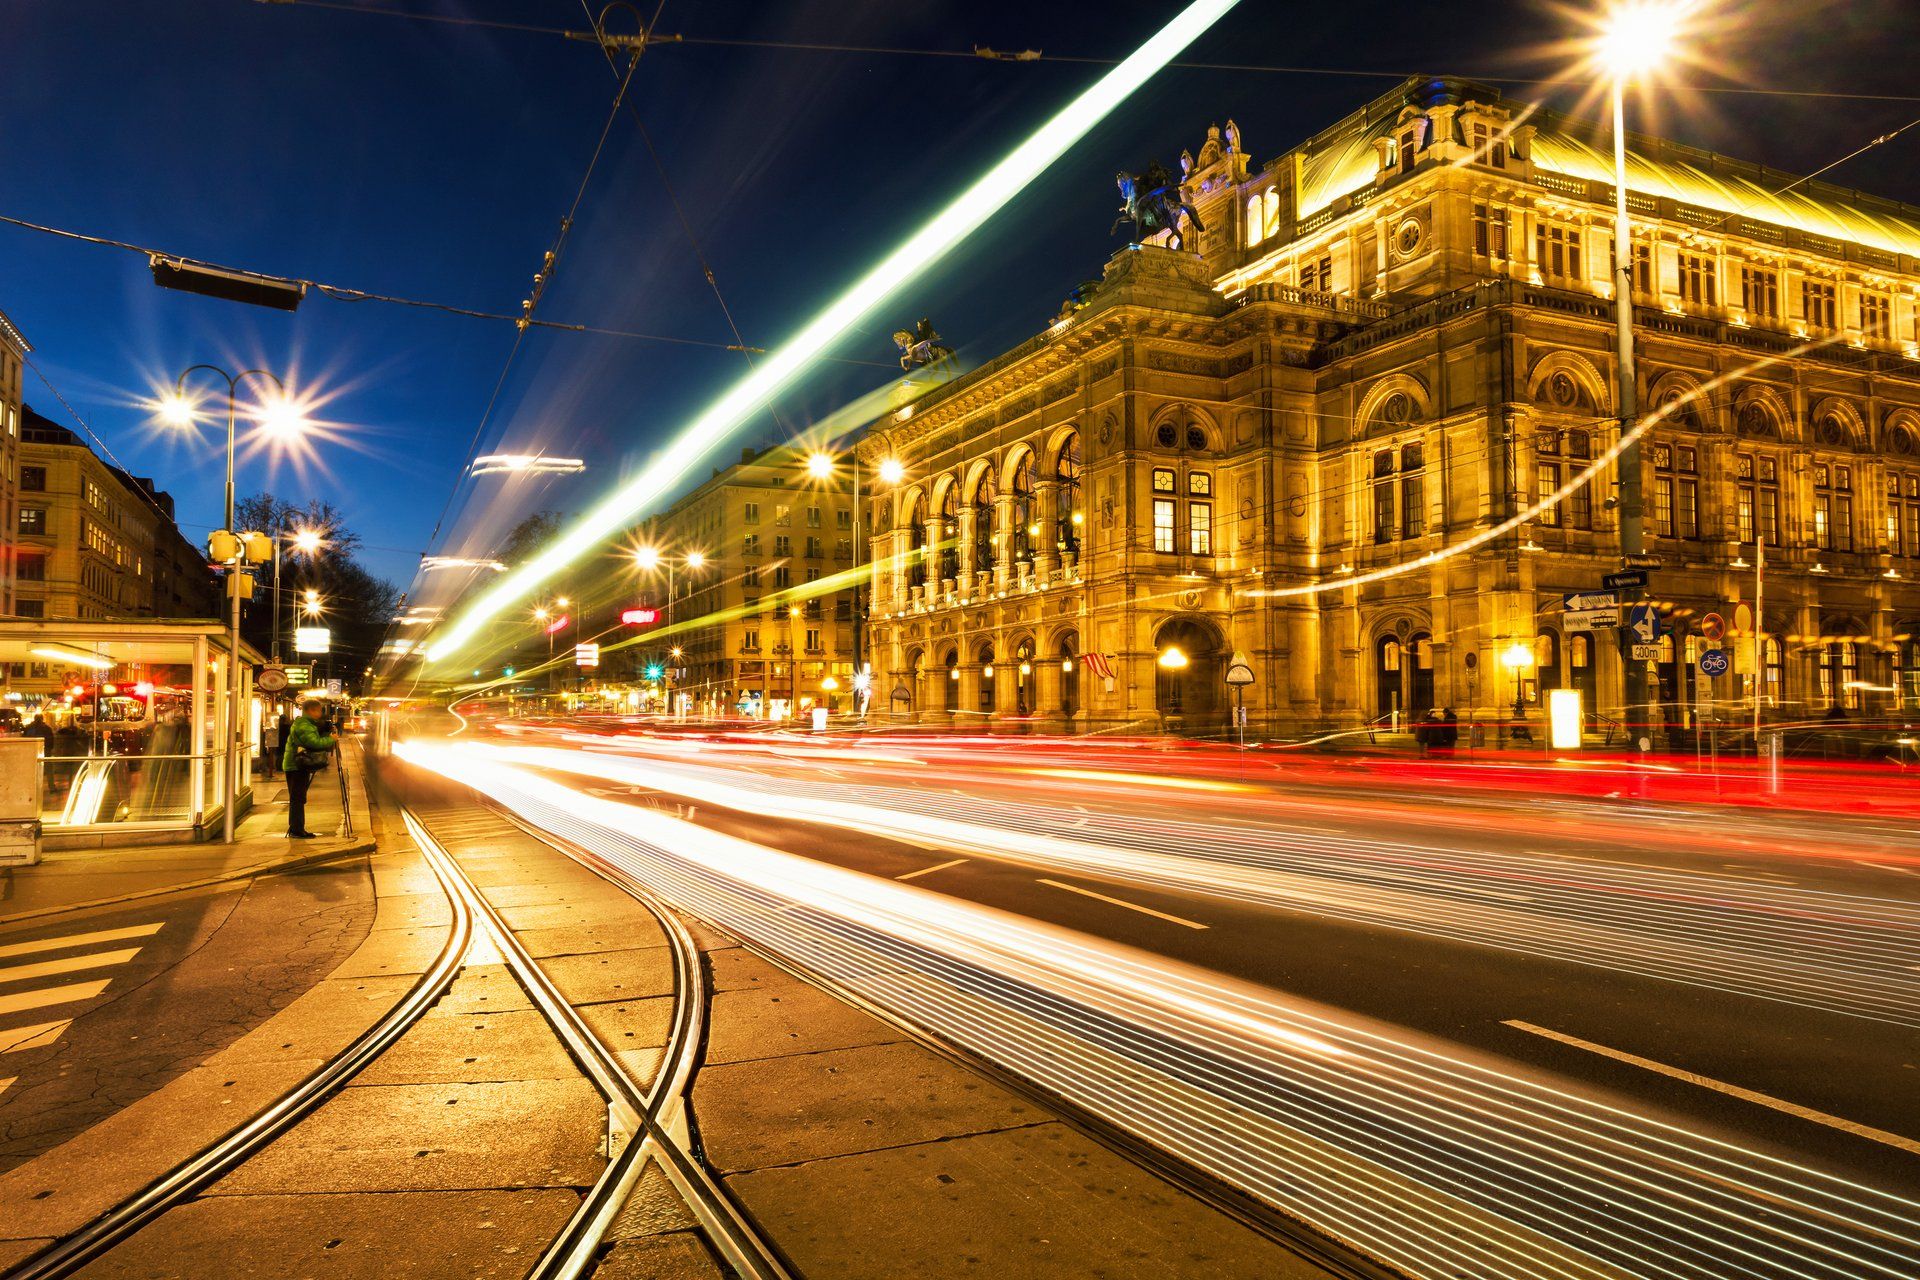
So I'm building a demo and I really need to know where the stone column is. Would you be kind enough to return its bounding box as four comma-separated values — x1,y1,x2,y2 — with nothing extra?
957,663,982,728
1036,653,1064,732
993,494,1014,592
1036,480,1060,581
958,508,978,586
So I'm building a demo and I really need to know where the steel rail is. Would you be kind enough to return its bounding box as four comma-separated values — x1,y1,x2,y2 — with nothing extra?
401,803,791,1280
491,788,1400,1280
8,839,473,1280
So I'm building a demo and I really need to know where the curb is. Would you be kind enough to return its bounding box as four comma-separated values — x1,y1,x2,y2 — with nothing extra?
0,839,376,928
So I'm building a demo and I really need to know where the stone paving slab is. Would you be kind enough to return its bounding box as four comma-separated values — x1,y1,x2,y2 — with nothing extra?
578,997,674,1058
727,1121,1329,1280
544,947,675,1007
0,1058,320,1239
208,1078,607,1195
69,1188,580,1280
703,980,904,1066
327,924,447,980
498,899,661,933
704,948,789,994
431,964,537,1016
215,974,418,1067
695,1041,1042,1173
593,1231,727,1280
374,890,455,930
518,922,661,960
353,1009,580,1085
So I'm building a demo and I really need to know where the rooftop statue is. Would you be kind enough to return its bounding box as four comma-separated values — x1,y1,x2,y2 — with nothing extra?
893,318,954,371
1112,160,1204,253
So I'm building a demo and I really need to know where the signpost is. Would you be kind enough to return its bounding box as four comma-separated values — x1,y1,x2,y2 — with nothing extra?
1224,650,1255,747
1563,591,1619,611
1626,604,1660,644
1602,570,1648,591
1699,612,1726,644
255,665,289,694
283,664,312,688
1564,608,1620,631
1699,649,1729,678
1631,644,1660,661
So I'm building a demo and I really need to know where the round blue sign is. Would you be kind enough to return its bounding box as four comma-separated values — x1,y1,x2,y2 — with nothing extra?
1698,648,1730,677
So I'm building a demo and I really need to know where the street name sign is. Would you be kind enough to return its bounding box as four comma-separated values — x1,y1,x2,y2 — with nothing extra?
1623,553,1661,569
1603,570,1648,591
1563,591,1619,610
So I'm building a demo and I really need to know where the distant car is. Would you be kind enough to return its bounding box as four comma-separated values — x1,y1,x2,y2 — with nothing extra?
0,707,21,733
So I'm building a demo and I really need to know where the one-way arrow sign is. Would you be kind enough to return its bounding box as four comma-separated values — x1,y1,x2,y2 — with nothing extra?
1563,591,1619,611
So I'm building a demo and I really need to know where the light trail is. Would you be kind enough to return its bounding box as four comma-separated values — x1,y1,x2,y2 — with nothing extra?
421,0,1240,664
464,738,1920,1029
397,739,1920,1280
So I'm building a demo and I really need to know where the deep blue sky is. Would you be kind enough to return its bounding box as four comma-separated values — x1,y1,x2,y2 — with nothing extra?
7,0,1918,598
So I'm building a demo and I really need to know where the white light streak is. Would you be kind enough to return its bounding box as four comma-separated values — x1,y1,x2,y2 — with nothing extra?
421,0,1240,663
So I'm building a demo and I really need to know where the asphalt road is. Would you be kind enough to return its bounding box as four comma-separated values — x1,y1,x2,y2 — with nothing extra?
398,723,1920,1278
0,860,375,1171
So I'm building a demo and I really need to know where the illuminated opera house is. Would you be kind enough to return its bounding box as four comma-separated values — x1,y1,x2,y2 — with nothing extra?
858,75,1920,738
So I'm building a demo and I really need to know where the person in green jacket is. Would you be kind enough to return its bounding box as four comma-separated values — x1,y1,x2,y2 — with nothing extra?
281,698,336,839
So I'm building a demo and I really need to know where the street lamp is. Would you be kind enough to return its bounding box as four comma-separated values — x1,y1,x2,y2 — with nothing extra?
1501,639,1536,743
156,365,308,844
271,527,326,664
1593,1,1689,736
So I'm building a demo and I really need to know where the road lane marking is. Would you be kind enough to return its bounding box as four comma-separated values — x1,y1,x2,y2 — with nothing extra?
896,858,969,882
0,948,143,986
1853,861,1920,878
1038,878,1208,930
0,979,113,1017
0,922,163,959
0,1021,70,1054
1503,1019,1920,1156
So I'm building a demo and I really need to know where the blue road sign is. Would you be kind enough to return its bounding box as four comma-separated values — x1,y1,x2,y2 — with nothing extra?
1699,649,1730,678
1626,604,1661,643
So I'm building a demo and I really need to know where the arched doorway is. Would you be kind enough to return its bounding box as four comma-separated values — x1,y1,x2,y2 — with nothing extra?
1406,632,1435,716
1013,638,1035,717
941,647,959,714
977,641,996,715
1535,629,1563,696
1058,633,1081,722
1375,636,1403,722
1568,631,1598,710
1155,617,1225,733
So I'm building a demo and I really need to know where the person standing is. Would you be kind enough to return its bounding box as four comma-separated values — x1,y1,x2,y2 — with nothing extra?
281,698,336,839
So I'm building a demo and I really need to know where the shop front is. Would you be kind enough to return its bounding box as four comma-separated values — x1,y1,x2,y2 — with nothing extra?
0,620,260,847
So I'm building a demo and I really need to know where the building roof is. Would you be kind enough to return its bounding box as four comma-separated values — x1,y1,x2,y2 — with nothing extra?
0,306,29,354
1288,77,1920,259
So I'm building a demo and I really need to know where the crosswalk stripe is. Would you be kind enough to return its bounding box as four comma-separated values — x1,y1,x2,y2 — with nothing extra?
0,979,112,1017
0,948,143,986
0,1021,70,1054
0,922,164,960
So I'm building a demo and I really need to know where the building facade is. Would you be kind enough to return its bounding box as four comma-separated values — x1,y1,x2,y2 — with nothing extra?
0,308,27,618
860,76,1920,736
635,442,860,717
14,406,217,624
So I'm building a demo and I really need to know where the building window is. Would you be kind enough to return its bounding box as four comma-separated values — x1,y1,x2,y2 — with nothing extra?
743,564,760,586
1534,222,1584,284
1735,453,1780,544
1397,127,1418,174
938,485,960,582
773,566,791,589
16,553,45,582
1676,252,1716,306
1298,253,1333,293
970,471,996,574
1653,445,1699,539
1535,431,1593,530
1152,467,1176,493
1152,498,1177,553
1862,292,1892,340
806,506,821,528
1741,265,1779,319
1188,502,1212,555
1372,451,1397,542
1802,280,1837,329
742,629,760,651
774,534,791,557
20,465,44,492
1057,432,1082,556
1818,641,1861,710
1813,463,1853,552
743,501,759,524
805,629,822,652
804,536,822,558
1473,204,1510,260
15,600,44,619
1605,238,1654,297
1889,474,1920,558
775,504,791,527
1400,443,1425,538
743,533,760,556
1469,120,1506,168
1010,452,1036,568
837,508,851,530
18,507,44,535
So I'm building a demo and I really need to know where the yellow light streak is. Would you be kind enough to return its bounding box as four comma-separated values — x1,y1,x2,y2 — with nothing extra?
422,0,1240,664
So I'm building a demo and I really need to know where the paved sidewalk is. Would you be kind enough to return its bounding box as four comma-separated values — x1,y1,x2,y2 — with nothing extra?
0,742,374,924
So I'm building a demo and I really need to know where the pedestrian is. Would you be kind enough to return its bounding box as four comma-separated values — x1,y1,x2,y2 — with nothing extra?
1441,706,1459,750
23,714,53,751
281,698,337,839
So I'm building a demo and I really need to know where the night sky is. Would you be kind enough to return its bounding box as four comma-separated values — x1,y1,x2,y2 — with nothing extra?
7,0,1919,597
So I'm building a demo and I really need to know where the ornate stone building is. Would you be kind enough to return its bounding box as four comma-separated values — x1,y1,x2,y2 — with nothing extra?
859,76,1920,736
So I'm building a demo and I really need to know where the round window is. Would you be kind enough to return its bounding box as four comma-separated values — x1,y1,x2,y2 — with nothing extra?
1186,425,1207,450
1156,423,1178,448
1393,217,1423,258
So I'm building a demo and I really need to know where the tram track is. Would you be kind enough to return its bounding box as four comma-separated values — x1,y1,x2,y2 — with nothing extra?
4,794,789,1280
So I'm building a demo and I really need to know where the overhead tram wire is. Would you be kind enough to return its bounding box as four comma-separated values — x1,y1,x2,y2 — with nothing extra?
252,0,1920,105
0,211,891,369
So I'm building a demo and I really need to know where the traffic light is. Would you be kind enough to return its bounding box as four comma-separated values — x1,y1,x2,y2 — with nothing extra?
646,664,664,680
504,666,516,677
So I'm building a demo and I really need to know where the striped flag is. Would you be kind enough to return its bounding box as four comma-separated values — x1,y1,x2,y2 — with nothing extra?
1082,652,1116,680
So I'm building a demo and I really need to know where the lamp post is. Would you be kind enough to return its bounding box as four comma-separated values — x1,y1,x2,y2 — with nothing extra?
632,547,705,710
271,527,325,664
157,366,305,844
807,449,903,718
1501,639,1535,745
1596,2,1685,741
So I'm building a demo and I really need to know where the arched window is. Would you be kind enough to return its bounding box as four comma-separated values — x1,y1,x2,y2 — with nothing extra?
1372,450,1396,543
1009,452,1037,568
1818,640,1862,710
1761,635,1785,707
1535,629,1561,689
1059,634,1081,719
942,647,959,712
970,470,996,576
904,494,927,589
1056,432,1083,557
1814,412,1855,450
1399,443,1425,538
937,483,960,582
977,642,996,712
1737,400,1778,438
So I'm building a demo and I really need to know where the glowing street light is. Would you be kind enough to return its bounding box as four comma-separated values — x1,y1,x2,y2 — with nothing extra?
422,0,1240,665
878,458,906,486
806,452,835,479
1597,2,1685,77
291,527,324,555
470,453,587,476
1157,647,1190,670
